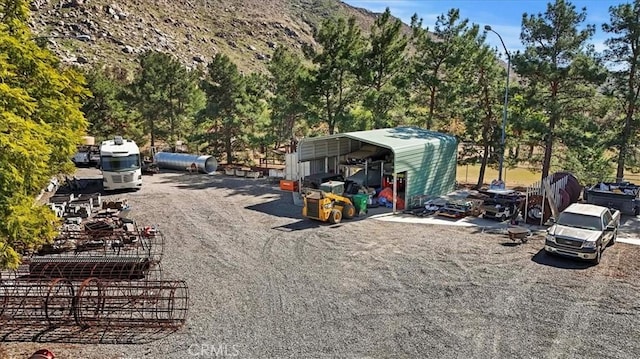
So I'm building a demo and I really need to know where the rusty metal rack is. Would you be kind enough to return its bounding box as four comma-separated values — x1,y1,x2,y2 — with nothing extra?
39,225,164,261
0,278,188,329
3,258,164,283
20,224,165,282
27,257,162,281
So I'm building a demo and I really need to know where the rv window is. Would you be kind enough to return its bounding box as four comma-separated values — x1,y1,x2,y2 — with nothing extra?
101,154,141,172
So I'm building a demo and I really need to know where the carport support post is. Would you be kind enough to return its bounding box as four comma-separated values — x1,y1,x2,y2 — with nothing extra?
524,189,529,224
540,182,546,226
393,172,397,214
364,161,368,187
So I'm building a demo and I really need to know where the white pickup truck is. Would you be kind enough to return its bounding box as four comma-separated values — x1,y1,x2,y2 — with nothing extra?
544,203,620,264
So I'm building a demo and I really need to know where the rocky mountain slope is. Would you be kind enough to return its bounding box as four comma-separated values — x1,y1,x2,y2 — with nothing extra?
28,0,410,73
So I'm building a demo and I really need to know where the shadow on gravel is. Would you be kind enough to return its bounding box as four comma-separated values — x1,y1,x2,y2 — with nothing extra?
166,172,283,197
56,176,141,196
272,220,320,231
531,249,595,269
56,177,105,195
500,242,522,247
272,219,349,231
246,198,302,219
0,324,179,344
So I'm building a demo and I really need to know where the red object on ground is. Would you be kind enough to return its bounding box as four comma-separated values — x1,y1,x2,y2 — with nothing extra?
379,187,393,201
279,180,298,192
377,187,405,210
29,349,55,359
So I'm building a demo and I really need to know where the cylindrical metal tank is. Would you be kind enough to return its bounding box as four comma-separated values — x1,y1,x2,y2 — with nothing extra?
154,152,218,174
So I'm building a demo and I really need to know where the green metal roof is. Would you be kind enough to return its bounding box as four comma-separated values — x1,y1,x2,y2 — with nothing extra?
341,127,457,155
298,127,458,162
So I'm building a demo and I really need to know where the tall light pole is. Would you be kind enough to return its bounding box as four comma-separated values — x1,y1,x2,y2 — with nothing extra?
484,25,510,183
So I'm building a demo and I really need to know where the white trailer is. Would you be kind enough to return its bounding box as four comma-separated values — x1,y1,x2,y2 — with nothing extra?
100,136,142,191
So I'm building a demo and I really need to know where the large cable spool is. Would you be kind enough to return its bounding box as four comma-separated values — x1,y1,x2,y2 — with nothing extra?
525,172,582,225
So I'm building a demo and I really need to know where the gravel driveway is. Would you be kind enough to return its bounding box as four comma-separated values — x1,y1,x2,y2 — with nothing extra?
3,171,640,359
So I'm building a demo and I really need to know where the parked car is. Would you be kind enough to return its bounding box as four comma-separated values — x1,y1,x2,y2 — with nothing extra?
544,203,620,264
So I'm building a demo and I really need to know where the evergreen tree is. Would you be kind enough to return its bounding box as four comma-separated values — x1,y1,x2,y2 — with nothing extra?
555,96,615,183
128,51,201,149
82,66,143,143
459,37,506,188
198,54,247,164
411,9,474,130
268,47,308,150
603,0,640,180
359,8,409,129
305,16,364,134
242,72,270,156
513,0,604,180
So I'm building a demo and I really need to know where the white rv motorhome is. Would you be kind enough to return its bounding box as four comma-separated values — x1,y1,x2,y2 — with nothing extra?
100,136,142,191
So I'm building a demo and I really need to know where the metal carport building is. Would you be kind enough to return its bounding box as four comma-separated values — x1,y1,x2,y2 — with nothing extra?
298,127,458,213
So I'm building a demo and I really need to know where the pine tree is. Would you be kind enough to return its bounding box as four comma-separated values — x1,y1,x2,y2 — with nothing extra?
82,66,143,143
198,54,247,164
268,47,308,150
305,16,364,134
128,51,202,149
411,9,474,130
603,0,640,181
513,0,604,180
459,37,506,188
359,8,409,129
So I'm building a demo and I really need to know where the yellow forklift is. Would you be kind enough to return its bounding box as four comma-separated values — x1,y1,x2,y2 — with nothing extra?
302,181,356,224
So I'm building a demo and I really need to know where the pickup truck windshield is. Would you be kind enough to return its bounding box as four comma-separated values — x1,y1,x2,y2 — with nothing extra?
556,212,603,231
101,154,141,172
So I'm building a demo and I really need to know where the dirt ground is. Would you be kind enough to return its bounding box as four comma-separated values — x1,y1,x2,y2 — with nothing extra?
3,170,640,359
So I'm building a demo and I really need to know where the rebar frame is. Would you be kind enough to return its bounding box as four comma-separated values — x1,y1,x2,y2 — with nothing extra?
40,225,164,262
17,225,166,281
26,257,163,281
0,278,187,329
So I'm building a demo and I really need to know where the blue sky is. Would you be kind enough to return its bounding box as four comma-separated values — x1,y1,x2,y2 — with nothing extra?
342,0,620,58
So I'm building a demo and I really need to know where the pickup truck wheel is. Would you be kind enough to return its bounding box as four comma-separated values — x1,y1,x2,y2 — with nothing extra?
592,246,602,265
610,230,617,246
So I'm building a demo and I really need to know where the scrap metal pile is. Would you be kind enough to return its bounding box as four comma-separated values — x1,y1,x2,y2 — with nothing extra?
0,195,188,342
